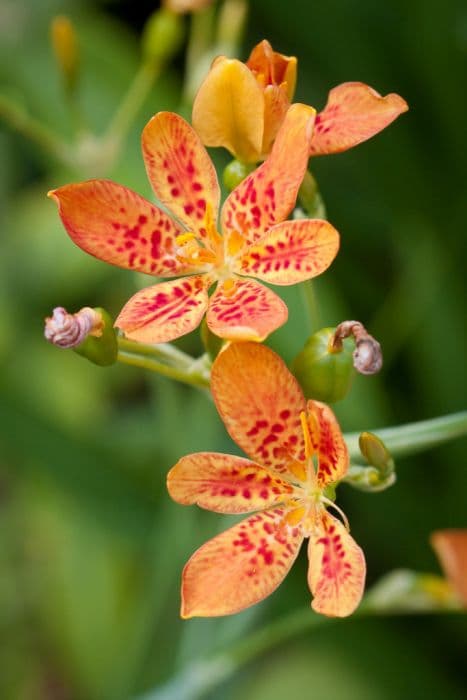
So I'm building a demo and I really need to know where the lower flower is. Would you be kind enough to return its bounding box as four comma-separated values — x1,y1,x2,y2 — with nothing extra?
167,342,366,618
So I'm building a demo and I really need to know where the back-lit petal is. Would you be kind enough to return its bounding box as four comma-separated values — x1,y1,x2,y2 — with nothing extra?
222,103,315,245
308,512,366,617
211,342,306,475
142,112,220,233
307,400,349,487
181,508,304,617
167,452,294,514
48,180,189,276
207,278,288,342
236,219,339,285
431,530,467,605
310,82,408,156
115,275,209,343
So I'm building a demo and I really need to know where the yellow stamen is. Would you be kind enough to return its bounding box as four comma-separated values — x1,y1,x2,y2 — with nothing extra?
226,229,245,258
321,496,350,532
175,232,197,246
300,411,313,461
287,459,307,482
283,506,306,527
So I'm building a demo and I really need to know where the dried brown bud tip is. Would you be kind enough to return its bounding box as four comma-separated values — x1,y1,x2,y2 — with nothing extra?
331,320,383,375
44,306,102,348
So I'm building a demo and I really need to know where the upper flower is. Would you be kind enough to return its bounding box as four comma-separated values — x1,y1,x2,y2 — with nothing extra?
168,342,366,618
193,39,408,163
49,106,339,344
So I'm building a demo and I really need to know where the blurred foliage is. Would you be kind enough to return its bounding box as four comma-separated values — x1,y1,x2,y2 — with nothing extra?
0,0,466,698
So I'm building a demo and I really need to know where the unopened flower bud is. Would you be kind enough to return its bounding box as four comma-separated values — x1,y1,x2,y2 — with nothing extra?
359,431,393,477
50,16,79,96
292,327,354,403
142,8,185,64
331,320,382,375
44,306,117,366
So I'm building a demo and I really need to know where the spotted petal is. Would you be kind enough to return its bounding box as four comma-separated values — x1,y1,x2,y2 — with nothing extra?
142,111,220,233
181,508,304,617
48,180,191,277
115,275,209,344
308,512,366,617
307,400,349,487
310,82,408,156
207,278,287,342
222,103,316,246
211,342,306,475
192,57,265,163
167,452,294,514
236,219,339,285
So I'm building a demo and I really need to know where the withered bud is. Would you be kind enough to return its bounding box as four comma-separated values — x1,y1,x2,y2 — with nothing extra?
330,321,382,375
44,306,103,348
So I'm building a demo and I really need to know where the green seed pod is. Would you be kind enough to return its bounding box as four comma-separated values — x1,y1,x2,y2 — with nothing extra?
223,159,256,192
142,8,184,64
292,327,354,403
74,308,118,366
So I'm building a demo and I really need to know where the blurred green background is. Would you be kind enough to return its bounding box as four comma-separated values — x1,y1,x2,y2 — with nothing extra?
0,0,466,698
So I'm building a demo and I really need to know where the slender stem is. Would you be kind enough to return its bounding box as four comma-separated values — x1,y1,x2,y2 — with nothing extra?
345,411,467,462
118,337,196,369
0,94,71,163
182,6,215,106
300,280,320,333
117,349,210,391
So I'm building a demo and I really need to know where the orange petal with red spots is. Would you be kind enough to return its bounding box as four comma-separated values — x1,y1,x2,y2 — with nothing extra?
431,530,467,605
142,111,220,233
167,452,294,514
211,343,306,476
310,82,408,156
206,278,288,342
221,103,316,246
181,508,304,617
236,219,339,285
308,512,366,617
261,83,291,157
192,57,265,163
115,275,209,343
48,180,191,277
307,400,349,487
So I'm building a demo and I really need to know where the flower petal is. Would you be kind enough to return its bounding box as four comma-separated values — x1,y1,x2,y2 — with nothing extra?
207,278,288,341
236,219,339,285
307,400,349,486
167,452,294,514
142,111,220,233
48,180,190,276
211,342,306,475
115,275,209,343
310,82,408,156
308,512,366,617
181,508,304,617
192,57,265,163
221,103,316,246
431,530,467,605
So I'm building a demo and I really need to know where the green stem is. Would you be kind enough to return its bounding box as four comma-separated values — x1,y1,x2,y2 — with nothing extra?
300,280,320,333
345,411,467,461
118,337,197,370
0,94,71,163
117,347,211,391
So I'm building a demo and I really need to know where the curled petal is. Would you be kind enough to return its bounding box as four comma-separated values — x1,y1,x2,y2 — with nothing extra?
431,530,467,605
207,278,287,342
307,400,349,486
246,40,297,100
48,180,189,276
167,452,294,513
192,57,265,163
181,508,304,617
310,82,408,156
115,275,209,343
308,512,366,617
211,342,306,475
236,219,339,285
222,103,316,246
142,112,220,233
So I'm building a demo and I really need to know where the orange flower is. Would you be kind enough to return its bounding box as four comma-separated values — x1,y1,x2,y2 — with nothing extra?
168,343,366,618
431,530,467,606
193,39,408,163
49,106,339,344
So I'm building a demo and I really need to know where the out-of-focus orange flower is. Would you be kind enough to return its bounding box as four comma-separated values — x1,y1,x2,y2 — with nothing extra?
168,343,366,618
49,106,339,344
193,39,408,163
163,0,213,14
431,530,467,605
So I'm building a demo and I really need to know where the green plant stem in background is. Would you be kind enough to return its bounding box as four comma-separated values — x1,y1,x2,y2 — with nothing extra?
345,411,467,461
